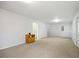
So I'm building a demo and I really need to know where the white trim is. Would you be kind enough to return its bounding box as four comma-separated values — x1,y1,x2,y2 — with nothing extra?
0,41,25,50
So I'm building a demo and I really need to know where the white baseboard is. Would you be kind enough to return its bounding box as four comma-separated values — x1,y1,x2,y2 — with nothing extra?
0,41,25,50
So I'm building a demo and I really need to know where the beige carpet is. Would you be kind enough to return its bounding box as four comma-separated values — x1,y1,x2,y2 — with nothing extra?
0,37,79,58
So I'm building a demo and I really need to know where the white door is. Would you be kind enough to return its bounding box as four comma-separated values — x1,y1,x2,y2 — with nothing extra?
32,22,38,40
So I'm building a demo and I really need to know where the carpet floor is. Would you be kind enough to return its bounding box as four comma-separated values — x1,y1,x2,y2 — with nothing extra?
0,37,79,58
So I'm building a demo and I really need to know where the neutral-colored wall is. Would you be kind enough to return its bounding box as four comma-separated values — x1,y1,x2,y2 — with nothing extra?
32,22,47,40
0,8,33,49
37,23,47,39
0,8,48,50
47,23,72,38
72,18,77,46
77,20,79,48
71,10,79,48
72,10,79,48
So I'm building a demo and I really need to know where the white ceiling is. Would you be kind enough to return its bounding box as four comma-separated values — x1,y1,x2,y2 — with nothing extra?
0,1,79,23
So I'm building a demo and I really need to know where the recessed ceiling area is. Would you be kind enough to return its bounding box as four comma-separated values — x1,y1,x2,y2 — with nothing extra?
0,1,79,23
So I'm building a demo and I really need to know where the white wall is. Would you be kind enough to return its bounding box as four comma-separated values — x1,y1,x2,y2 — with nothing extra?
72,10,79,48
37,23,47,39
77,20,79,48
0,8,33,50
47,23,72,38
0,8,48,50
72,18,77,46
32,22,47,40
